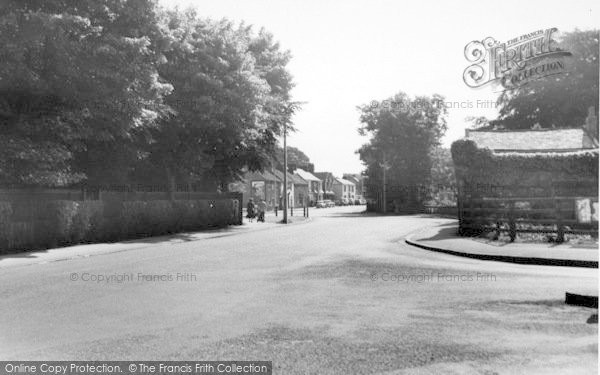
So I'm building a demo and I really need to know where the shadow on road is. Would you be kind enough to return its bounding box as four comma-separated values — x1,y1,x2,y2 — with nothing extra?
321,210,379,218
0,224,249,262
124,225,249,244
414,223,458,242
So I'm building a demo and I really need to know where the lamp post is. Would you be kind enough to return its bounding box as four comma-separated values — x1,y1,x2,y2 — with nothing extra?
283,121,288,224
281,101,302,223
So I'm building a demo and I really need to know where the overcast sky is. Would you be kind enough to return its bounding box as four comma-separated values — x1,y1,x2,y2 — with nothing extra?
159,0,597,176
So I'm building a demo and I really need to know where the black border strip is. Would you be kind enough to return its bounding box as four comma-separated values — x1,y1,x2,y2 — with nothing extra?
405,238,598,268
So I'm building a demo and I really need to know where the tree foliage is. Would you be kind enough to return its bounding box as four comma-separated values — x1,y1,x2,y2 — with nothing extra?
357,92,447,207
0,2,296,190
0,0,172,186
430,147,455,189
494,29,599,129
273,145,311,171
451,139,598,196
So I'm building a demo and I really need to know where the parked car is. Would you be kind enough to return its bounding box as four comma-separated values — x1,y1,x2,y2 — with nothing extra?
324,199,335,207
340,198,349,205
315,200,327,208
359,198,367,205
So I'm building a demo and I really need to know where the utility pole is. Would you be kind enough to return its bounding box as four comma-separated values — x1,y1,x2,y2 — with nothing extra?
382,151,387,214
283,122,288,224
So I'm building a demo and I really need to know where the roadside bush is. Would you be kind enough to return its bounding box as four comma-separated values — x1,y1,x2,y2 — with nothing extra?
119,200,193,238
452,139,599,239
0,202,13,249
0,196,241,252
451,139,599,188
213,199,235,226
0,202,11,222
120,201,150,238
143,200,176,236
72,201,105,243
40,200,79,247
195,200,210,227
172,200,198,231
100,200,125,241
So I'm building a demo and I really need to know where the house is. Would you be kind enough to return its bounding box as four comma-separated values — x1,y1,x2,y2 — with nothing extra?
459,122,598,199
452,108,598,239
231,170,282,210
343,173,366,200
464,127,598,153
314,172,336,201
271,168,300,208
332,178,356,202
290,173,309,208
295,168,323,205
463,106,598,154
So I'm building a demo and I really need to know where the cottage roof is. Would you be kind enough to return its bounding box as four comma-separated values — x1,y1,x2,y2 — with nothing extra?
290,174,308,185
244,170,279,182
465,128,597,152
335,178,355,186
314,172,334,181
271,169,296,183
295,168,321,182
343,175,360,184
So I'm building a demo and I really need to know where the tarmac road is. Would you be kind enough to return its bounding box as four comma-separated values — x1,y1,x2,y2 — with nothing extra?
0,206,597,374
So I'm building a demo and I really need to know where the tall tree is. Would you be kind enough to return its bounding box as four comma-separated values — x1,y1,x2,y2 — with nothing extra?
494,29,599,129
0,0,172,187
273,145,311,170
358,92,447,207
138,9,296,191
430,147,455,190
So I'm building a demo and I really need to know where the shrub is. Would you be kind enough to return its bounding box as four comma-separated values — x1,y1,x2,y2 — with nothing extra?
452,139,599,186
40,200,79,247
452,139,599,238
143,200,176,236
72,201,105,243
120,201,150,238
0,202,12,223
195,200,210,227
119,200,181,238
172,200,198,231
0,195,242,252
0,202,13,249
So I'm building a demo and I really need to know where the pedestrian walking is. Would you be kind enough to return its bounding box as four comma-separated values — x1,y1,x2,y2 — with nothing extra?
257,199,267,222
246,198,256,222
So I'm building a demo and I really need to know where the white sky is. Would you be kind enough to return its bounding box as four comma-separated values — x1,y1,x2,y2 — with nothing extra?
159,0,598,176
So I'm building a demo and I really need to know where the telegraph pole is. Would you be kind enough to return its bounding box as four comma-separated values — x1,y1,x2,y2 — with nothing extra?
283,122,289,224
382,151,387,214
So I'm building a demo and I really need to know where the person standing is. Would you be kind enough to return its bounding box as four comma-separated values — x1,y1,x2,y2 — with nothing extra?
257,199,267,222
246,198,256,222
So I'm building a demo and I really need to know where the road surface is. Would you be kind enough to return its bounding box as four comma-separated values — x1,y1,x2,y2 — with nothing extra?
0,206,597,374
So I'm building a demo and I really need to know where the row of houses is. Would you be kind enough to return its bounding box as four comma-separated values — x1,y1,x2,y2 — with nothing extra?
229,167,367,209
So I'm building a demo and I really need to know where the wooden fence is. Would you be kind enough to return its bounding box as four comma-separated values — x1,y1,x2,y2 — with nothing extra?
458,196,598,242
423,205,458,217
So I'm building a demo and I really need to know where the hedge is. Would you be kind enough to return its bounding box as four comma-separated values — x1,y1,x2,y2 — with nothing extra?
0,198,241,254
451,139,599,195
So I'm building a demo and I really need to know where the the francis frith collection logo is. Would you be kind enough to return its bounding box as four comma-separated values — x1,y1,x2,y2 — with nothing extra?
463,28,572,90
